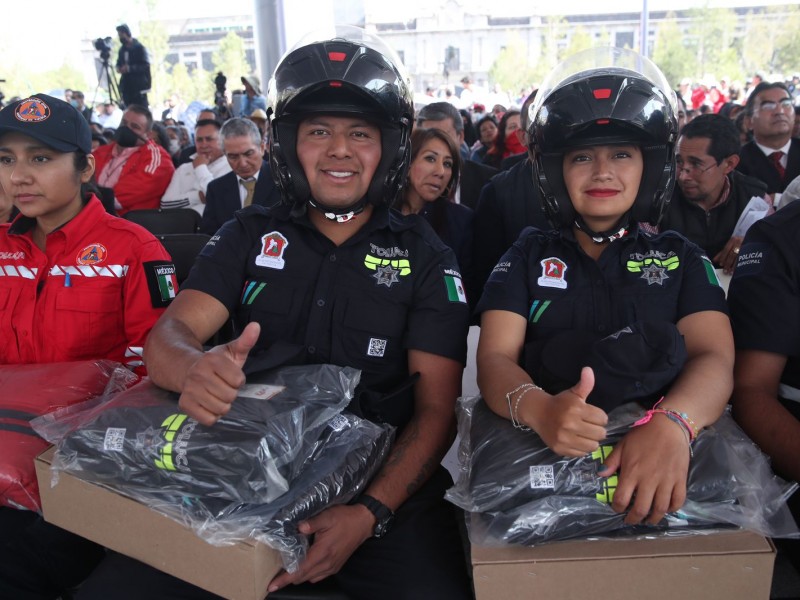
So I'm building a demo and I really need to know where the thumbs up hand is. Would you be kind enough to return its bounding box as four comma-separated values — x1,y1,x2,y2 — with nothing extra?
518,367,608,457
178,322,261,425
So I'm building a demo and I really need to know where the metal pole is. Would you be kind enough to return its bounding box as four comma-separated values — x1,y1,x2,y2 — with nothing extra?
640,0,649,58
253,0,286,89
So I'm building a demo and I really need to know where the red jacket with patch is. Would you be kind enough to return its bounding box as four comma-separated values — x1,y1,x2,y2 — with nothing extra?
0,197,174,372
93,141,175,214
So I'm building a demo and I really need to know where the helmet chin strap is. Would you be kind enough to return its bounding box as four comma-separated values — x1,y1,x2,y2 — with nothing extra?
573,213,631,244
307,196,368,223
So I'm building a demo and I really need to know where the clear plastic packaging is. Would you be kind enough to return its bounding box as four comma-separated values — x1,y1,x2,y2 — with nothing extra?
446,396,799,546
0,360,134,512
33,364,394,571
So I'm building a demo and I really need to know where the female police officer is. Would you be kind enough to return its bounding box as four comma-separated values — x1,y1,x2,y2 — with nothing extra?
476,48,734,526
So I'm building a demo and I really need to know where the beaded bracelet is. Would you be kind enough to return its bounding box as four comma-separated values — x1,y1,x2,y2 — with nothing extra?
663,412,694,458
632,397,700,456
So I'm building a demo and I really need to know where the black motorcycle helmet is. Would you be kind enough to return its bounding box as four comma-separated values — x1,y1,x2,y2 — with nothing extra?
529,47,678,241
267,26,414,221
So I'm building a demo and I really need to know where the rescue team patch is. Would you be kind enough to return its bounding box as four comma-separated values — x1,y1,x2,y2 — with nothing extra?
732,243,769,278
537,257,567,289
76,243,107,266
15,98,50,122
255,232,288,269
144,261,179,308
442,267,467,303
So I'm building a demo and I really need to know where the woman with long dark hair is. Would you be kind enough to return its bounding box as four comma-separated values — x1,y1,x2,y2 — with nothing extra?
397,127,475,304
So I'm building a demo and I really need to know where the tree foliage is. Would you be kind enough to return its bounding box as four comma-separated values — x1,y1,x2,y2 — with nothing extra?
488,32,538,96
653,14,696,87
213,31,253,85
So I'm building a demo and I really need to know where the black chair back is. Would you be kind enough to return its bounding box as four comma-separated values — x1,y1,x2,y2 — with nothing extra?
124,208,201,235
157,233,211,284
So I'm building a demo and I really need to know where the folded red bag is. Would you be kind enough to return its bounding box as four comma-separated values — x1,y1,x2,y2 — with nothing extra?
0,360,128,511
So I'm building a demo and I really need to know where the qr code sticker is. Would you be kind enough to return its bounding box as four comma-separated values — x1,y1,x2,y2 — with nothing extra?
367,337,387,357
104,427,126,452
329,414,350,432
529,465,555,489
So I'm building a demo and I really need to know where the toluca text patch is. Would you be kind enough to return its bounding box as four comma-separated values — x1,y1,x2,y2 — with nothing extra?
364,246,411,288
144,261,179,307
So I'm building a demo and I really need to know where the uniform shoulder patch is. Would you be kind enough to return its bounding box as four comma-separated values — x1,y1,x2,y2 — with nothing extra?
442,267,467,304
144,261,179,308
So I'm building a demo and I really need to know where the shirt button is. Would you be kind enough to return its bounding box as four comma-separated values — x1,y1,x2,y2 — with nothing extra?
317,299,325,307
308,346,316,354
598,324,607,333
329,254,337,262
596,280,604,287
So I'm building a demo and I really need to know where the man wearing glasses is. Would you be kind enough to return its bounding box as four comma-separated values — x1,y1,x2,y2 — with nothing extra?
738,82,800,195
660,114,768,274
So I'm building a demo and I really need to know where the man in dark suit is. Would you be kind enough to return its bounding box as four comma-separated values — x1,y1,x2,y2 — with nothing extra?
200,118,281,235
417,102,497,210
662,114,768,274
737,82,800,195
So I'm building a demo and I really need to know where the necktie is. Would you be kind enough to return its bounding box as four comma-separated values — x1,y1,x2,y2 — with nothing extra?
769,151,786,180
241,178,257,207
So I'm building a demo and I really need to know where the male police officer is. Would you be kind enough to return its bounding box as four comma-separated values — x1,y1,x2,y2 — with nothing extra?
77,28,472,600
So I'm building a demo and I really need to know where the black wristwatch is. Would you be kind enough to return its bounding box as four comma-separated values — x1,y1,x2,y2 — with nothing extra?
354,494,395,538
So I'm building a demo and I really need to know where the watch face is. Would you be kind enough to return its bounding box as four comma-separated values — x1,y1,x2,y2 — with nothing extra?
374,513,395,538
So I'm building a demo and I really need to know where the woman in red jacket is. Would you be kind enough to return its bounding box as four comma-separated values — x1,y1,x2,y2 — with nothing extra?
0,93,175,599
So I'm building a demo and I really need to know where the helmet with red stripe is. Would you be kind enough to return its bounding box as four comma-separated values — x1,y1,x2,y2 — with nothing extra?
267,26,413,221
528,47,678,239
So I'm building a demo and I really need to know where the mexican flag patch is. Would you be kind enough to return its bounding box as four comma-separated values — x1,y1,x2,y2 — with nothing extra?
444,273,467,304
144,261,180,308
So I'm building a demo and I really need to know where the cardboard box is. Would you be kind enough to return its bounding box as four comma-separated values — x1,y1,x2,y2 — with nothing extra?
35,447,283,600
472,525,775,600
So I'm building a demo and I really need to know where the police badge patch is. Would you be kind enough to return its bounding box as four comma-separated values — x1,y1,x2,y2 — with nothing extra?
256,232,289,269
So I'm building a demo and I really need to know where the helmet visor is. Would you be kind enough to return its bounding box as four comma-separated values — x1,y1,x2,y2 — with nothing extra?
530,47,677,130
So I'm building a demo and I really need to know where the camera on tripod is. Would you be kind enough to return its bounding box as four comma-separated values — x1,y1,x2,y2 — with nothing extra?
213,72,232,119
93,37,113,61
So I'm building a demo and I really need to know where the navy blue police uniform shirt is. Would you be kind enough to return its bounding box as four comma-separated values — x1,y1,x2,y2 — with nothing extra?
182,203,470,428
477,226,727,367
728,200,800,394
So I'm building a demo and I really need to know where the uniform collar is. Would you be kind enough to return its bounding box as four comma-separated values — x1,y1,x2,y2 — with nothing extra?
8,196,106,246
275,202,394,236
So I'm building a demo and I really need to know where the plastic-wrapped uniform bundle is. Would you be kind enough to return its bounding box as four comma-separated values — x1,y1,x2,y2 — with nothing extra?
46,364,361,504
34,364,395,570
169,411,394,572
446,396,799,546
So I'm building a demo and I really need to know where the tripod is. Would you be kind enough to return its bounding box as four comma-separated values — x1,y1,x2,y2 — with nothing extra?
92,54,122,110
